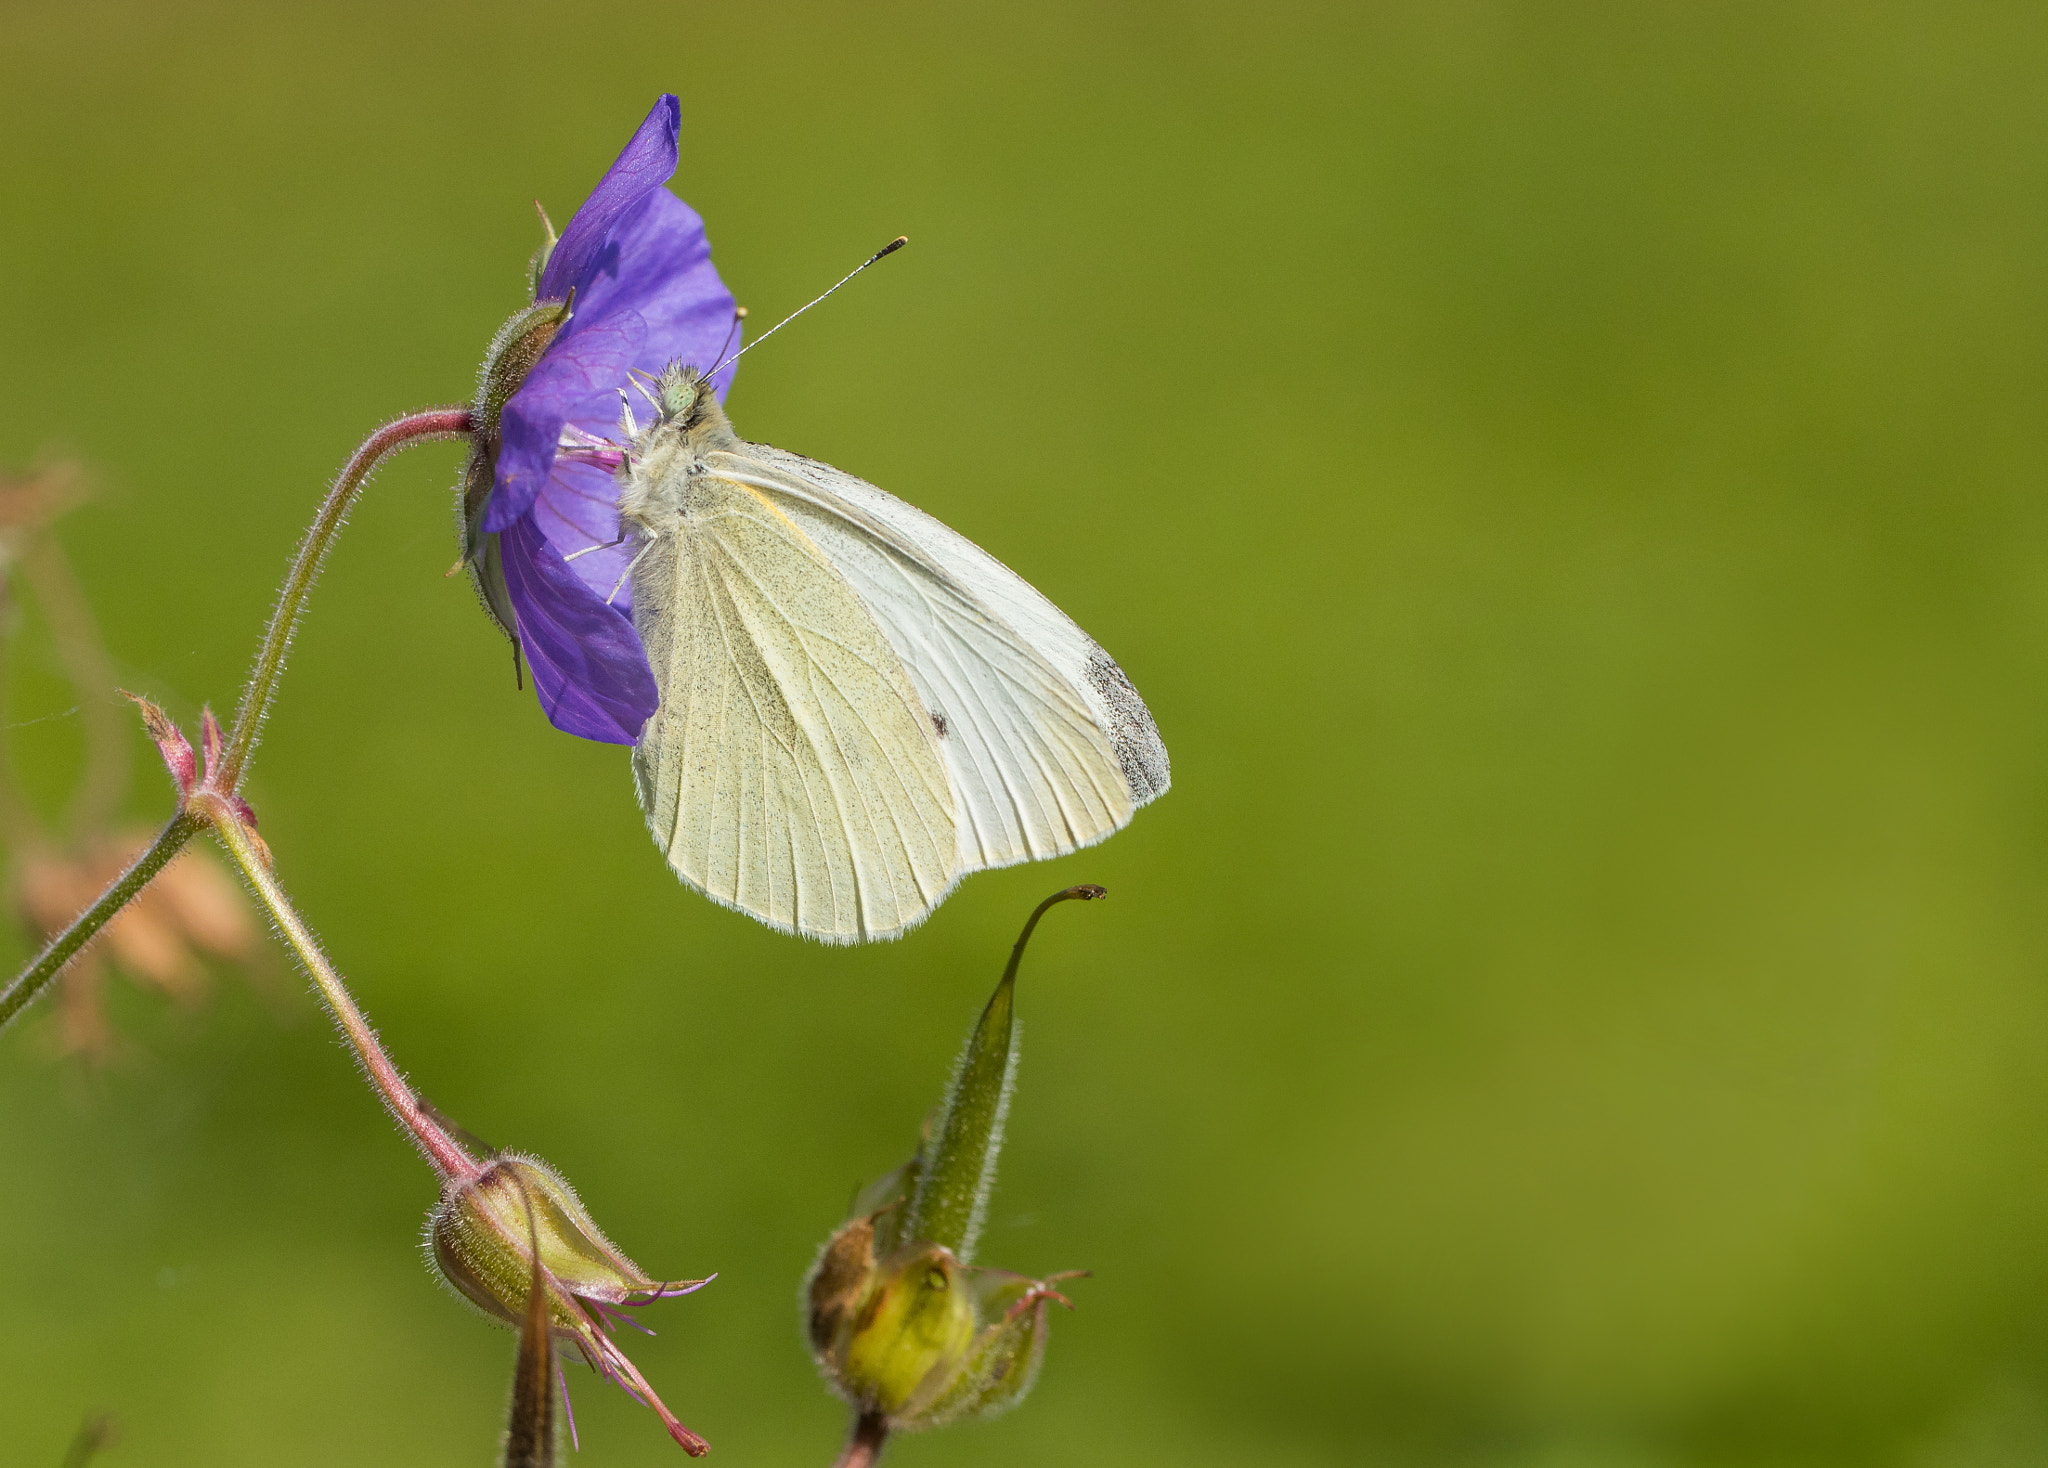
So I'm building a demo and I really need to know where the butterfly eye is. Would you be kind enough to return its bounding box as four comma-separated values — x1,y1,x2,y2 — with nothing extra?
658,370,706,427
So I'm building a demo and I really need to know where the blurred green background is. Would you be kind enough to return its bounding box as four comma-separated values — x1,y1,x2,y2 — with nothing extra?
5,2,2048,1464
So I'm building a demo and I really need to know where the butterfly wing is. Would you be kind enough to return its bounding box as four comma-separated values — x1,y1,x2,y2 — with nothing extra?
630,469,958,942
709,445,1170,876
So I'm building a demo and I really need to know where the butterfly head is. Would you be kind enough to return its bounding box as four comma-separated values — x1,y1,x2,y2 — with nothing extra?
643,363,736,451
653,364,707,425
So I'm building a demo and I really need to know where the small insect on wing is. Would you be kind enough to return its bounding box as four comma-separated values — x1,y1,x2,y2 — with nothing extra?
712,445,1170,876
629,468,959,942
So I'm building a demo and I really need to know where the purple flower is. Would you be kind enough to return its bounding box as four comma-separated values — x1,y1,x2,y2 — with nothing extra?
463,95,739,744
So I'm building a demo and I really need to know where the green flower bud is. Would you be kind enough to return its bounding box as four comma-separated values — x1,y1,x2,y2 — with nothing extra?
806,1218,1082,1432
804,887,1102,1439
432,1154,672,1328
838,1241,977,1419
428,1152,714,1455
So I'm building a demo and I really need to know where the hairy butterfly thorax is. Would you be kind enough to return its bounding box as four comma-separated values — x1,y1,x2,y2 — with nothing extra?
617,365,741,533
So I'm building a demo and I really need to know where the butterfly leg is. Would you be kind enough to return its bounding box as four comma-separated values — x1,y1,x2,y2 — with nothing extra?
607,536,661,605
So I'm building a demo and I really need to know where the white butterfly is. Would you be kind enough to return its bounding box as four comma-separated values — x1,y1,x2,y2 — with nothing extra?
600,364,1170,943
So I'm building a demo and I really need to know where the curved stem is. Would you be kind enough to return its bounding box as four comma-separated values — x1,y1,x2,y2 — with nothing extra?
0,809,199,1032
831,1413,888,1468
206,801,477,1182
216,406,471,792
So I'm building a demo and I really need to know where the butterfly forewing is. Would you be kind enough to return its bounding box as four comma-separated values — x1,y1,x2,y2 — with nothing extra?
629,469,958,942
713,446,1169,874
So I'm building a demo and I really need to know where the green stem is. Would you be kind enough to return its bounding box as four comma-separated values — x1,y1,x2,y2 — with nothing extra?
206,803,477,1182
217,406,471,792
0,809,200,1031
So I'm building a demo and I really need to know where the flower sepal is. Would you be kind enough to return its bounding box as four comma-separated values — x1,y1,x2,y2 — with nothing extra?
474,299,574,445
458,291,575,580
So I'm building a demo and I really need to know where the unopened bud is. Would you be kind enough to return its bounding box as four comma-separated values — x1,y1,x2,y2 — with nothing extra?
429,1152,714,1455
802,887,1101,1434
806,1220,1079,1432
433,1154,696,1327
831,1239,974,1421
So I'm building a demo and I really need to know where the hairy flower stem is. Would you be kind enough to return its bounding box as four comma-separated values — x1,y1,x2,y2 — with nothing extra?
218,406,472,791
205,799,477,1182
831,1412,889,1468
0,809,200,1031
0,408,471,1039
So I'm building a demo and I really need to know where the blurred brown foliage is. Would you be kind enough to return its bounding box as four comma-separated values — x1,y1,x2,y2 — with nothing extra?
14,833,257,1059
0,460,259,1060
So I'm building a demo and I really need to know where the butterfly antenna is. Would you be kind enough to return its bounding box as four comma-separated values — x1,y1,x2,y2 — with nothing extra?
709,237,907,379
705,305,748,377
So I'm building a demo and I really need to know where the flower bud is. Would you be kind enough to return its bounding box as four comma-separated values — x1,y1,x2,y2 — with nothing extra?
803,887,1101,1435
833,1240,976,1420
433,1155,658,1323
806,1218,1080,1432
429,1152,714,1455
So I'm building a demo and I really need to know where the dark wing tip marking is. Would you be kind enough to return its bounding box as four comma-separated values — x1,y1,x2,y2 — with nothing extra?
1084,649,1170,803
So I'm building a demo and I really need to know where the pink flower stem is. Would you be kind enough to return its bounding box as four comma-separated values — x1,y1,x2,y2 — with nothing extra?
831,1413,889,1468
204,796,477,1182
217,406,472,791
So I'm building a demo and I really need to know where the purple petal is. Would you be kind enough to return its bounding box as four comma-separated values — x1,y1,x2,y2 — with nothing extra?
490,186,740,533
568,183,742,406
539,95,680,305
499,514,658,745
479,96,745,745
493,186,745,536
